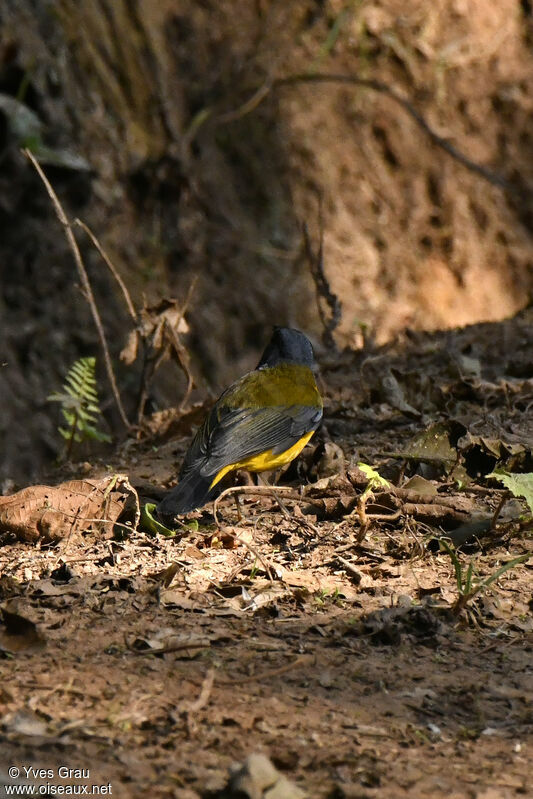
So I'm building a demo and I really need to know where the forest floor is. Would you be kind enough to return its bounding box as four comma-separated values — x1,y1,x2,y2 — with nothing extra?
1,311,532,799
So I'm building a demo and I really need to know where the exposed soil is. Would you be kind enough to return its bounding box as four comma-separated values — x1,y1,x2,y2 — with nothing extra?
1,312,532,798
1,2,533,795
2,0,533,482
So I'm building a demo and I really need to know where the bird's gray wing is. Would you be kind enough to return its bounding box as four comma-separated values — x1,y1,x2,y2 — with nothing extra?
180,403,322,479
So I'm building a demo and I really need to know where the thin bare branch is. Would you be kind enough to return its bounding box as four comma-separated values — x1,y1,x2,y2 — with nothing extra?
218,653,315,686
216,53,283,125
124,635,210,656
74,218,137,322
187,668,215,713
217,72,513,193
302,202,341,349
212,484,295,527
217,80,274,124
23,149,131,429
275,74,512,191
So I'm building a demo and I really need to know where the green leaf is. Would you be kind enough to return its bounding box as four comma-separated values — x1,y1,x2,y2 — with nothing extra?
476,554,530,592
141,503,178,538
439,537,530,610
83,425,112,443
357,462,390,490
464,561,475,595
439,538,464,593
48,356,111,457
487,469,533,514
60,409,76,426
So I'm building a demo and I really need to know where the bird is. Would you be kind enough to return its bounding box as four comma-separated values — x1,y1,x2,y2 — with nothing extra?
156,327,323,521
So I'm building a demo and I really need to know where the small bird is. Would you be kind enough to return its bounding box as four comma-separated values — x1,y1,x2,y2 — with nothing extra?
157,327,323,520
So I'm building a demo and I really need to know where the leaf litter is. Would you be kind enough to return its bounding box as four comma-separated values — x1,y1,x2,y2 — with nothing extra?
0,312,532,797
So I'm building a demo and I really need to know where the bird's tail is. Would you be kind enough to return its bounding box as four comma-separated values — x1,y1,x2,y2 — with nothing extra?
156,469,220,520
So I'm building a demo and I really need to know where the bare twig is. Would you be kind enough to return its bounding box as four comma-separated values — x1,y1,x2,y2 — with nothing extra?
276,74,512,191
491,491,511,530
302,202,341,349
163,278,198,412
212,483,325,535
102,473,141,532
212,484,294,526
217,72,513,193
124,635,210,656
216,52,283,125
136,279,198,421
218,653,315,686
23,149,131,429
62,479,106,552
74,219,137,322
217,80,274,124
255,473,321,535
164,316,195,411
187,668,215,713
217,525,276,582
336,555,363,584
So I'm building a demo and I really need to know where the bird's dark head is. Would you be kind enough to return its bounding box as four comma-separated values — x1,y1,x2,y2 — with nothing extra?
257,327,317,370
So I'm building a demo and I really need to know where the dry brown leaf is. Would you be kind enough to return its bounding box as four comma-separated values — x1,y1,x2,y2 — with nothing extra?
141,401,208,439
120,298,190,366
0,475,133,542
120,328,140,365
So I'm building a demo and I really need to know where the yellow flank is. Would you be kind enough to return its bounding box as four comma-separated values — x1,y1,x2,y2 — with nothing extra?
209,430,316,489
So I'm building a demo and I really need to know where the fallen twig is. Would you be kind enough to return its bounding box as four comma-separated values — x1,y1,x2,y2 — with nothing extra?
336,555,363,585
213,483,322,537
124,634,210,656
212,484,296,526
217,526,276,582
491,491,511,530
187,668,215,713
213,484,327,522
218,653,315,686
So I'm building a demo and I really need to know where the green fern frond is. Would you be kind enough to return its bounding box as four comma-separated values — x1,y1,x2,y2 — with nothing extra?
48,357,111,456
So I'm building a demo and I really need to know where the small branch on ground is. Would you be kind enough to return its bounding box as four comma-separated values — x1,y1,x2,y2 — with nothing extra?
213,483,324,538
124,636,210,657
187,668,215,713
336,555,363,584
214,528,277,582
218,653,315,686
212,484,298,526
491,491,511,529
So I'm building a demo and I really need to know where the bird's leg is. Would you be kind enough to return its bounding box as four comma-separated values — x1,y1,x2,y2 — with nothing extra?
234,492,243,522
257,473,292,518
233,470,255,520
